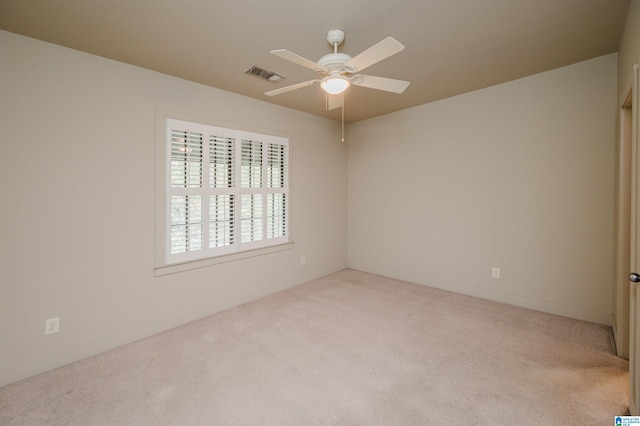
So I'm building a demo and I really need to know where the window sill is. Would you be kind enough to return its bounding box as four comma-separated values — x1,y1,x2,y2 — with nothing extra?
155,242,294,277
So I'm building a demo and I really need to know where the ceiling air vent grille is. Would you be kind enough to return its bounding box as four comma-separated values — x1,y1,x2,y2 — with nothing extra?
245,66,284,82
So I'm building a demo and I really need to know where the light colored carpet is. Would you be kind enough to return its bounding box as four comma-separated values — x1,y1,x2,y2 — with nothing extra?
0,269,629,425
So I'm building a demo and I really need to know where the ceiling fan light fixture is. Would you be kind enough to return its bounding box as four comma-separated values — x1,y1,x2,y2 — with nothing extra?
321,75,350,94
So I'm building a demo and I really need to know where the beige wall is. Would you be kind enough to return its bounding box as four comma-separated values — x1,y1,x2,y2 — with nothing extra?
0,30,348,387
348,54,618,325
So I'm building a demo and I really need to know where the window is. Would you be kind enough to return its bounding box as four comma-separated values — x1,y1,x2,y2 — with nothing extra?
165,119,288,265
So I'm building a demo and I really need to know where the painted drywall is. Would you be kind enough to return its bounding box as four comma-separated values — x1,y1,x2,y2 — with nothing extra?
0,30,348,387
618,0,640,104
348,54,618,325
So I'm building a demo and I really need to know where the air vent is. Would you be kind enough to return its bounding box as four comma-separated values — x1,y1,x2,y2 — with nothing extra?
245,66,284,82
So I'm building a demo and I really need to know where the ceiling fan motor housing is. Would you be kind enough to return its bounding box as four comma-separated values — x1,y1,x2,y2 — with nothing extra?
318,52,354,73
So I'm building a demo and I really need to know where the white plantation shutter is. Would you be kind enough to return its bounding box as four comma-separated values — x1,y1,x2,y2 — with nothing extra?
171,130,203,188
241,194,263,243
267,143,287,188
209,195,234,247
169,129,204,255
240,140,264,245
210,136,234,189
170,195,202,253
209,135,235,249
267,193,286,239
241,140,263,188
266,143,287,239
165,119,288,264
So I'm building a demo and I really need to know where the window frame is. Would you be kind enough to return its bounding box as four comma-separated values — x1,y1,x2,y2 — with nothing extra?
155,112,292,275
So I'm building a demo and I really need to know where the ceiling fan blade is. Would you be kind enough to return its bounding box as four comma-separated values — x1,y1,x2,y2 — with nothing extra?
270,49,324,72
352,74,410,94
347,37,405,72
326,93,343,110
264,79,318,96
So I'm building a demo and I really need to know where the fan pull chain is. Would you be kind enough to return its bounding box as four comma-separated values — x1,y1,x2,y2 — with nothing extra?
341,92,345,142
335,36,344,141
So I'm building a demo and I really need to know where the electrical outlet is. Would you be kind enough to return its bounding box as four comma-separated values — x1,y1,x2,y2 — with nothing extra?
300,256,306,266
45,317,60,335
491,267,501,279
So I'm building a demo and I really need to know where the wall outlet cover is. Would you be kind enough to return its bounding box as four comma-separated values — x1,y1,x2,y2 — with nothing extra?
491,267,501,279
45,317,60,335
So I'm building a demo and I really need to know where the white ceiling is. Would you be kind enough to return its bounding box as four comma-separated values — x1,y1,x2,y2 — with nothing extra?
0,0,630,123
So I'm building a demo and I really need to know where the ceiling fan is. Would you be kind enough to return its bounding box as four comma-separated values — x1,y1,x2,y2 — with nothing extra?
264,30,410,109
